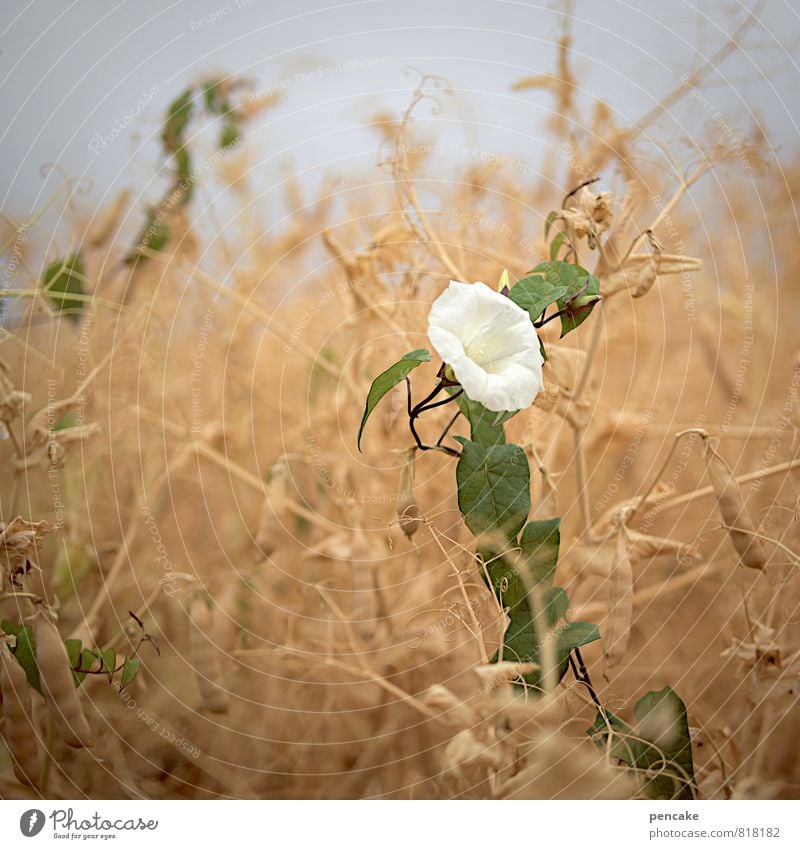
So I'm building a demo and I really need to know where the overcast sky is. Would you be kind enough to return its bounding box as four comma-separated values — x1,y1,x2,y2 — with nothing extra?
1,0,798,221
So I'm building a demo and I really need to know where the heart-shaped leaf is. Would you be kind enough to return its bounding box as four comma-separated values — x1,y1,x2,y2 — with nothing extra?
519,518,561,586
508,274,569,322
357,349,431,450
588,686,696,799
478,559,599,691
1,619,41,694
455,438,530,540
43,253,85,321
531,261,601,337
121,657,141,689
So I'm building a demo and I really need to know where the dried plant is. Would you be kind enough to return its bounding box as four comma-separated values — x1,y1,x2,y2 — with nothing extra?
1,18,798,801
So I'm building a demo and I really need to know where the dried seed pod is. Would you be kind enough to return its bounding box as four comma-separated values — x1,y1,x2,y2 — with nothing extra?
396,447,421,539
187,594,230,714
444,728,508,771
604,526,634,672
398,501,421,539
34,612,93,748
627,531,700,564
421,684,480,726
0,644,42,787
632,234,662,298
474,661,538,692
704,440,767,570
0,389,32,427
255,459,290,556
1,520,53,593
86,187,131,247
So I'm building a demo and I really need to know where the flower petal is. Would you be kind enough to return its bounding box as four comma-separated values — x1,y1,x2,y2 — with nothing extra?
427,280,544,413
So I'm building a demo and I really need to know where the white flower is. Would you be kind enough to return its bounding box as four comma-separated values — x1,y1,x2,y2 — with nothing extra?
427,280,544,413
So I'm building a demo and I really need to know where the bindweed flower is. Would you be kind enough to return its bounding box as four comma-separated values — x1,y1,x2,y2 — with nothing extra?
427,280,544,413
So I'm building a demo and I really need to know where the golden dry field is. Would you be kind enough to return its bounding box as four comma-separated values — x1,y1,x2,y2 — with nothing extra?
1,16,799,802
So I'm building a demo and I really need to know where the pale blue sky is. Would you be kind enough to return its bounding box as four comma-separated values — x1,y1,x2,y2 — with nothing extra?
1,0,798,219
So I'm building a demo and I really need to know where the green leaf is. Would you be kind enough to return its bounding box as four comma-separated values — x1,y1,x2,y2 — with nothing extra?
220,123,241,149
478,562,597,691
171,147,194,206
202,79,227,113
120,657,141,689
508,274,568,322
507,607,598,691
357,349,431,450
1,620,42,694
125,207,170,265
64,638,82,668
79,648,99,667
544,210,558,240
531,260,581,288
550,231,566,261
174,146,192,181
518,518,561,585
558,620,601,655
162,88,194,154
54,410,77,431
455,439,530,540
532,261,601,337
588,687,696,800
557,274,600,337
479,551,541,688
635,687,696,800
535,584,569,625
99,648,116,682
66,638,90,686
43,253,85,321
453,391,513,447
73,647,99,685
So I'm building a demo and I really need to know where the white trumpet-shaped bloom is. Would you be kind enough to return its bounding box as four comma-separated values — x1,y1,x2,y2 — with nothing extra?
427,280,544,413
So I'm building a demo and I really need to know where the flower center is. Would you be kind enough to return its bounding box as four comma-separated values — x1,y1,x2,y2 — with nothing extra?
464,337,501,371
